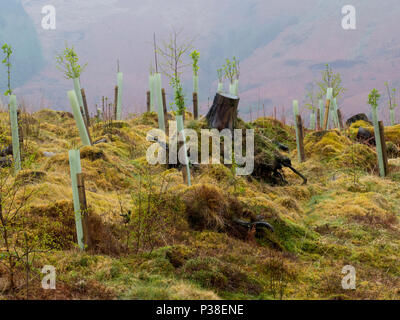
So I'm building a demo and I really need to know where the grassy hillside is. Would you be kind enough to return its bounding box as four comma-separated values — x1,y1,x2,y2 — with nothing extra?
0,109,399,300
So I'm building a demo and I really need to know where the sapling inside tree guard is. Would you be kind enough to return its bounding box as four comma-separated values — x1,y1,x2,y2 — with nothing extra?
56,45,88,119
190,50,200,94
315,64,345,129
157,29,194,185
152,34,166,132
223,57,240,96
2,43,13,97
2,43,21,173
385,81,397,126
190,50,200,119
368,88,385,177
305,83,317,130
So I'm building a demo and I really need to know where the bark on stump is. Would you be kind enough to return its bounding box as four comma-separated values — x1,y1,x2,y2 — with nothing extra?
206,93,240,131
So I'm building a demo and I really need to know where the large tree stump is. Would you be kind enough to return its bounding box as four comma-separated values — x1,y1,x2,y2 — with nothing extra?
206,93,240,131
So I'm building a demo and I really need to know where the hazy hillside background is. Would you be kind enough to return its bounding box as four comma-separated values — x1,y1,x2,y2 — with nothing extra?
1,0,400,122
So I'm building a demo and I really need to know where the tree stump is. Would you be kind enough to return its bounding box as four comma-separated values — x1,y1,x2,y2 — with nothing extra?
206,93,240,131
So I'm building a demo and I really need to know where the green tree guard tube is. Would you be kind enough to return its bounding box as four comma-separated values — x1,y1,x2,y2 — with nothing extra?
371,106,385,177
310,112,315,130
217,82,224,93
9,95,21,173
234,79,239,96
229,83,235,96
68,90,91,146
68,149,85,250
324,88,333,129
293,100,302,162
116,72,123,120
319,99,324,126
331,98,340,129
73,78,85,118
390,109,395,126
176,115,191,186
193,75,199,93
155,73,166,132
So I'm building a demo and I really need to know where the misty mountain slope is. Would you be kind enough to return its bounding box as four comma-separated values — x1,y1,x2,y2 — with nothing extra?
5,0,400,122
0,0,43,94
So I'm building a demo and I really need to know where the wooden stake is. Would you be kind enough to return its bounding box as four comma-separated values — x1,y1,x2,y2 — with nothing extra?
114,85,118,120
162,88,168,133
378,121,389,176
193,92,199,120
80,106,93,145
316,108,321,131
146,91,151,113
77,173,91,250
296,114,306,162
337,109,344,130
323,99,331,130
81,88,91,127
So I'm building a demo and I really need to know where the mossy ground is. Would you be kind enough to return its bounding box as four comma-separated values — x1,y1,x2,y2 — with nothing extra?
0,110,399,300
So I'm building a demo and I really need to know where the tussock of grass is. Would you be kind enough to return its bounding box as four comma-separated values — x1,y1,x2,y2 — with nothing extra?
0,111,399,300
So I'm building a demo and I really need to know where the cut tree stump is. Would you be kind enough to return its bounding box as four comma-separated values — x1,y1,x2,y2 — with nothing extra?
206,93,240,131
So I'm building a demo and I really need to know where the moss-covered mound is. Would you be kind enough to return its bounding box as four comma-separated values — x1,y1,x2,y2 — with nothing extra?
0,109,399,300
